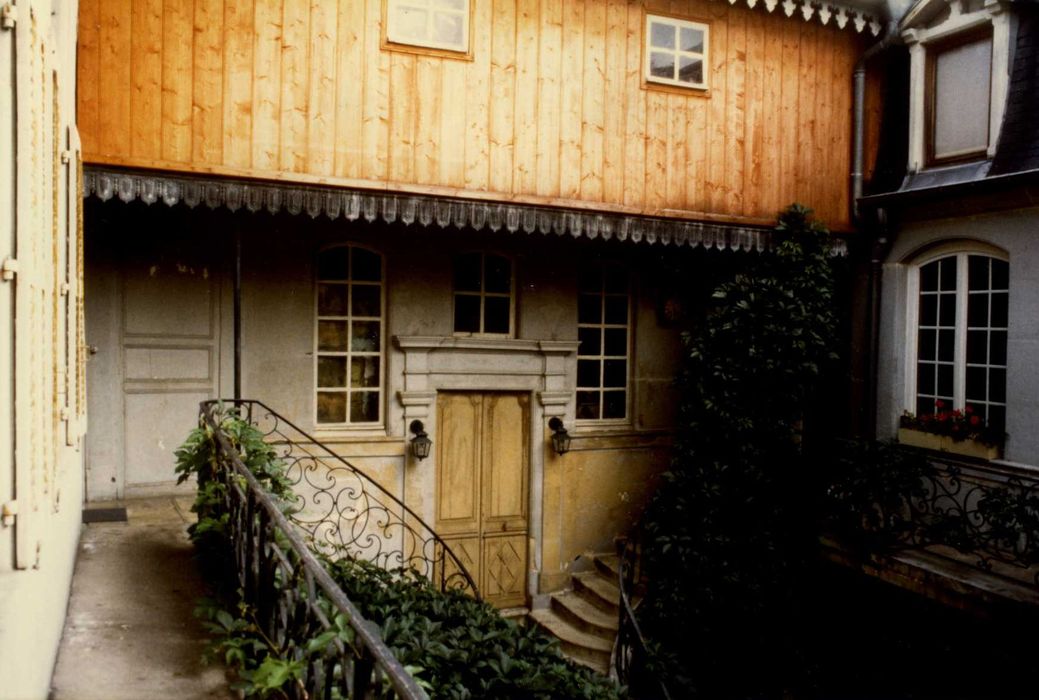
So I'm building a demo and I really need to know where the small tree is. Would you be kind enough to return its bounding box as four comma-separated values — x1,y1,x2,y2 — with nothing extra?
640,204,840,697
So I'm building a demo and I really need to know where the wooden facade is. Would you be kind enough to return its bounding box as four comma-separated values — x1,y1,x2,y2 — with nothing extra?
77,0,874,230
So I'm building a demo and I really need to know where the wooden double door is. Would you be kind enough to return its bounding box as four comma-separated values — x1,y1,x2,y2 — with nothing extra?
435,392,530,609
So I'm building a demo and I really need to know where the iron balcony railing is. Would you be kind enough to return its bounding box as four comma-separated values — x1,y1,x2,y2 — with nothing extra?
200,399,480,699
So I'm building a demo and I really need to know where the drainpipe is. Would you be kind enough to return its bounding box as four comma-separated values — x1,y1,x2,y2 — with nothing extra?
234,225,242,402
852,20,899,440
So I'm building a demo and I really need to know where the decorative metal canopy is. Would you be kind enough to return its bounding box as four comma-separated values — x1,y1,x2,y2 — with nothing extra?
82,166,848,256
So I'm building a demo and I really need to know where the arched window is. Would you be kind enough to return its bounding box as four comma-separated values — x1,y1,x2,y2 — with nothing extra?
315,246,384,426
907,245,1008,434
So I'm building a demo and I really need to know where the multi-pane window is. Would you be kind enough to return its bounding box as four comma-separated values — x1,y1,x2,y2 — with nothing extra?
645,14,709,90
577,265,630,421
914,252,1008,434
386,0,469,53
928,30,992,164
315,246,383,426
453,252,512,335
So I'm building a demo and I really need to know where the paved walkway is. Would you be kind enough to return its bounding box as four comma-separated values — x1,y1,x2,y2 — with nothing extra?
50,497,234,700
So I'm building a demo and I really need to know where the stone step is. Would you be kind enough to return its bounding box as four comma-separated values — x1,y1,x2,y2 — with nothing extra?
550,590,619,640
529,608,612,675
593,553,621,582
573,571,620,615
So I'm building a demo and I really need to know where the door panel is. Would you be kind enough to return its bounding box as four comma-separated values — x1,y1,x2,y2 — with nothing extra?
436,392,529,608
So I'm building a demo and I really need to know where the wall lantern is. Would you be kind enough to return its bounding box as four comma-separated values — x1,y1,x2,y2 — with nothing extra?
548,417,571,456
409,419,432,461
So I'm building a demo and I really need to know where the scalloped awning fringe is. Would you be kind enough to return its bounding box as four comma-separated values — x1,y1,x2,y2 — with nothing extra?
83,167,849,257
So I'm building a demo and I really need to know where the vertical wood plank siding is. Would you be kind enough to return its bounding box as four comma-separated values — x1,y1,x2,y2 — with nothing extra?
77,0,870,229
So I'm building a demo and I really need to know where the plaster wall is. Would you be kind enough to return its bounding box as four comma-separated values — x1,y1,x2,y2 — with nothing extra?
877,206,1039,468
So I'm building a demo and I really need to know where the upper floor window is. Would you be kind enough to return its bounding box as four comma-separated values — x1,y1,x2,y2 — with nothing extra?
453,252,513,336
910,249,1008,435
645,14,709,90
576,265,631,422
315,246,384,426
928,30,992,165
386,0,469,53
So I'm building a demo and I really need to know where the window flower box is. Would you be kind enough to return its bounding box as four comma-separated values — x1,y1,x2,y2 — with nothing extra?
897,427,1001,461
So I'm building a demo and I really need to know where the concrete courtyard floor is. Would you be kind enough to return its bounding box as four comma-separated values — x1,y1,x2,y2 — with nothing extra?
50,496,234,700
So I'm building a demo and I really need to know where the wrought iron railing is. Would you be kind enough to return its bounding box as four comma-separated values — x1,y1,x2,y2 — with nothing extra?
614,530,672,700
200,400,428,699
829,451,1039,585
210,399,479,598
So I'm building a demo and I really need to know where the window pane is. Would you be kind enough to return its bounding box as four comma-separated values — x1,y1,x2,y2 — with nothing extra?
989,368,1006,403
966,366,986,402
603,391,626,419
318,321,348,351
579,268,601,293
939,257,957,291
990,330,1007,366
352,285,381,317
650,52,675,80
578,327,601,356
968,256,989,291
454,253,482,292
988,405,1006,433
937,328,954,362
351,357,380,388
920,261,939,291
966,330,987,364
318,248,349,280
317,392,346,423
577,391,601,420
352,248,382,281
604,328,627,356
917,396,935,417
650,22,675,49
578,359,600,388
679,27,703,53
351,321,380,351
454,294,480,332
433,11,463,46
933,36,991,160
318,357,347,388
484,255,511,294
992,260,1009,290
918,329,936,361
436,0,465,9
393,6,428,40
967,293,988,327
991,292,1008,327
938,295,955,327
578,294,602,324
605,296,628,324
937,364,954,397
484,296,510,334
604,360,626,388
678,56,703,85
318,284,348,316
917,363,935,395
350,391,379,423
920,295,937,326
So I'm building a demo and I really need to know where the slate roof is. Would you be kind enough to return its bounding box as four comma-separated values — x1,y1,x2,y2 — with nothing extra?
990,4,1039,176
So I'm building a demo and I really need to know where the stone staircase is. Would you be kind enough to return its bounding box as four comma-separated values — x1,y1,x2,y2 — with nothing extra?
529,553,621,675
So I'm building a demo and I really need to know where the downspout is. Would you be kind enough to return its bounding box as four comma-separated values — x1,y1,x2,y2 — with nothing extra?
234,226,242,402
852,21,900,440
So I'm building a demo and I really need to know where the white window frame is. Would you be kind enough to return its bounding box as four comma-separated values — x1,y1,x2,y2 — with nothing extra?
575,263,633,425
451,252,515,338
314,245,386,429
644,13,709,91
386,0,470,54
903,242,1008,426
902,1,1012,172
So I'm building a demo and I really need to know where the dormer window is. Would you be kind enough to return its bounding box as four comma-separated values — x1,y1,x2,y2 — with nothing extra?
903,0,1012,173
928,29,992,165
